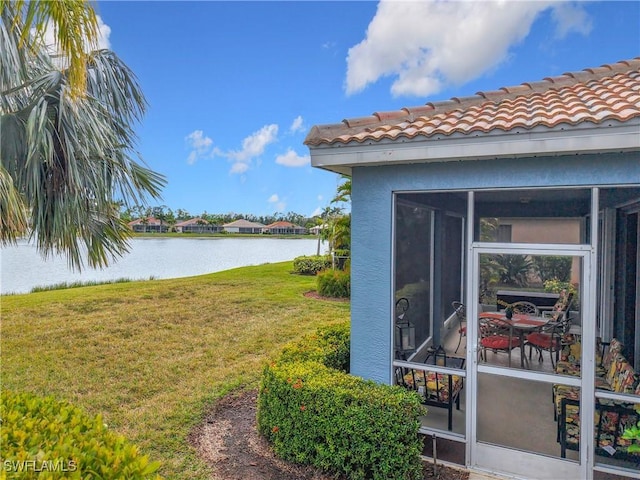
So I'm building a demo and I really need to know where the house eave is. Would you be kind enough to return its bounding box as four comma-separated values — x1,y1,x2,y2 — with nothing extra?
308,121,640,176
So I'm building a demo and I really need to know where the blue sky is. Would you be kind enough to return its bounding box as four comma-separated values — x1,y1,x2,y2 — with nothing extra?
92,1,639,219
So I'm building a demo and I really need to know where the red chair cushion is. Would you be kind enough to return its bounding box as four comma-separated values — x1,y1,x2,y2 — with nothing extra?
481,335,519,350
526,332,554,349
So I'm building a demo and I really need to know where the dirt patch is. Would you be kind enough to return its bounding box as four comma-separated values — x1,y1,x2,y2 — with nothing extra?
303,290,349,302
190,389,469,480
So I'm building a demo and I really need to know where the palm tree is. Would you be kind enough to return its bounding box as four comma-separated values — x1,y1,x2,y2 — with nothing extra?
1,0,100,98
332,175,351,205
1,2,165,270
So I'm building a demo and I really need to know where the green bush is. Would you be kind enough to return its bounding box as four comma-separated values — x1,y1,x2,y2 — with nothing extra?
543,278,579,303
293,255,332,275
0,390,161,479
278,322,350,372
531,256,572,283
257,324,424,480
317,269,350,298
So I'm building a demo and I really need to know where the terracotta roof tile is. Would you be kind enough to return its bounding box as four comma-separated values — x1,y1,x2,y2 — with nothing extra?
305,58,640,147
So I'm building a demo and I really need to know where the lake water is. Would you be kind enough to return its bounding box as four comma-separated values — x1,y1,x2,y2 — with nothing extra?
1,237,323,295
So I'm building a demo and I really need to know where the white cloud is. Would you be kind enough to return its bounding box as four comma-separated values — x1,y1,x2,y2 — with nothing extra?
95,16,112,50
228,124,278,162
222,124,279,175
551,2,593,39
311,206,323,217
275,149,310,168
317,194,324,201
230,162,250,175
290,116,305,133
268,194,286,212
345,0,590,98
185,130,214,165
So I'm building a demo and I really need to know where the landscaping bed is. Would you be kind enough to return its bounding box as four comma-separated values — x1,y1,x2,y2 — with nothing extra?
191,389,469,480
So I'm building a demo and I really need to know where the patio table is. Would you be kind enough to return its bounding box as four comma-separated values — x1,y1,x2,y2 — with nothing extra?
479,312,549,368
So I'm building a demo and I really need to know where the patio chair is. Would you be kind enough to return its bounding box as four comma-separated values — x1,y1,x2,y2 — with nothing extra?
511,301,540,316
525,315,571,369
479,316,520,366
525,293,574,368
542,291,574,321
452,301,466,353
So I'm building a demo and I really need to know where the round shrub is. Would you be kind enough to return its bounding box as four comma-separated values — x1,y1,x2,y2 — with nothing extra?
278,322,350,372
0,390,161,479
257,324,425,480
316,269,350,298
292,255,332,275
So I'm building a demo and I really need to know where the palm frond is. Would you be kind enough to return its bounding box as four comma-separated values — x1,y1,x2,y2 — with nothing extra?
0,165,28,242
1,3,165,270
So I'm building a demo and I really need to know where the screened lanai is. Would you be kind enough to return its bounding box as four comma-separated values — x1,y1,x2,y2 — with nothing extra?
306,58,640,480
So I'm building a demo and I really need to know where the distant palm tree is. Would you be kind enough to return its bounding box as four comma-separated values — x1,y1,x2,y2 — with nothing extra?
332,175,351,205
1,2,165,270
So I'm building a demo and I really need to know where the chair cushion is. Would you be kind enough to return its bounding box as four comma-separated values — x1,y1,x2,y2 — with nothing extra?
603,338,624,370
555,361,581,377
481,335,519,350
526,332,554,349
606,356,637,393
562,402,640,458
559,335,581,364
403,370,464,403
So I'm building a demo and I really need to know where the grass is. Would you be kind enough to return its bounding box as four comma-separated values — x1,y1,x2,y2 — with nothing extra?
27,276,158,293
1,261,350,479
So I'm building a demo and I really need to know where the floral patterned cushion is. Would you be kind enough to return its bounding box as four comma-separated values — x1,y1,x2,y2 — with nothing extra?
606,355,637,393
562,400,640,459
559,335,581,364
555,360,581,377
402,370,464,403
603,338,624,370
557,337,608,377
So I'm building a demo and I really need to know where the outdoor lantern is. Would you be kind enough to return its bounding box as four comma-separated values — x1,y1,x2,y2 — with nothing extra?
397,321,416,351
395,297,415,352
435,345,447,366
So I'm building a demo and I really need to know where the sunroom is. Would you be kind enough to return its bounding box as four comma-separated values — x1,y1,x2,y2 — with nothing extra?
305,58,640,480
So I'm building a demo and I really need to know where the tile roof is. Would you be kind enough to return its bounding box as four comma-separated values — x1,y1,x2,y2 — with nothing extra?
305,58,640,147
264,221,302,229
222,219,265,228
128,217,165,226
175,217,209,227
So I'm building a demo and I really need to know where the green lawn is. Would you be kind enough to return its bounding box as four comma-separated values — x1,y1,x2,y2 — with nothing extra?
1,262,349,479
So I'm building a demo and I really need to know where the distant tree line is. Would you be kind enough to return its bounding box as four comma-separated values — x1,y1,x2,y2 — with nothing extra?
119,204,318,229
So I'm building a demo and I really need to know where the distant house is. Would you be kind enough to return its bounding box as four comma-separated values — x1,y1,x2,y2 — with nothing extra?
175,217,222,234
308,224,325,235
262,221,307,235
222,219,265,234
128,217,169,233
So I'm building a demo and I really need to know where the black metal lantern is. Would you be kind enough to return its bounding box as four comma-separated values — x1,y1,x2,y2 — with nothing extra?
395,298,415,352
435,344,447,366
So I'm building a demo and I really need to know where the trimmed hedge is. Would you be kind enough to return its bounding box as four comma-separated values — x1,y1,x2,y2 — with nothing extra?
293,255,332,275
0,390,161,479
257,324,425,480
317,269,350,298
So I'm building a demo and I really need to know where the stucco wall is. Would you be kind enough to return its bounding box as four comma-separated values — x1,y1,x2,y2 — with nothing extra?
349,152,640,384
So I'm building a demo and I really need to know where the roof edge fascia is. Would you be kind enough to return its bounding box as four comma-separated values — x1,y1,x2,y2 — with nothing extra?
309,121,640,175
